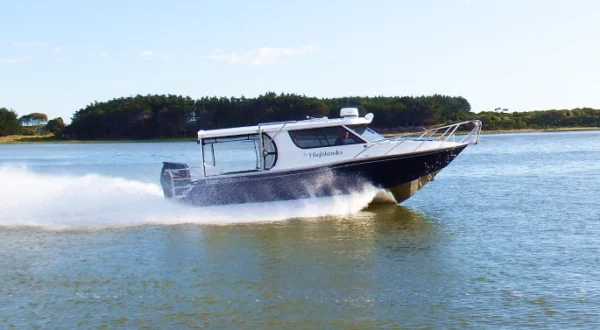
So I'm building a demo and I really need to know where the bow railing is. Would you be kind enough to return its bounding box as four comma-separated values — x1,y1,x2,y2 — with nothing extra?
388,120,482,145
354,120,482,158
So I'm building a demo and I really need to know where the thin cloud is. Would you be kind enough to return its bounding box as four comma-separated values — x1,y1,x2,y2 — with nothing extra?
85,52,108,59
0,56,31,64
54,47,63,53
5,41,50,48
55,57,71,62
205,45,318,66
162,50,186,59
140,50,153,60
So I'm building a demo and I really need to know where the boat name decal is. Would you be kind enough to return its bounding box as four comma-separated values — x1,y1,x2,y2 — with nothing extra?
304,150,343,158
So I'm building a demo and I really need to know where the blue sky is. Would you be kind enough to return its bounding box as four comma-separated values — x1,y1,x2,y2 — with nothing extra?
1,0,599,122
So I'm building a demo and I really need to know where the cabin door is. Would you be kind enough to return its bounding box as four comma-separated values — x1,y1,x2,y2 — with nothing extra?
262,134,277,170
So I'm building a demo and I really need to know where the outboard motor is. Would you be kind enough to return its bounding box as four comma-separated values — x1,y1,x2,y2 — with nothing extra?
160,162,191,198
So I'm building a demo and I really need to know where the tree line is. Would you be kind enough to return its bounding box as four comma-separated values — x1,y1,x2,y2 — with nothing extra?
0,107,64,137
2,93,600,139
475,108,600,130
59,93,473,139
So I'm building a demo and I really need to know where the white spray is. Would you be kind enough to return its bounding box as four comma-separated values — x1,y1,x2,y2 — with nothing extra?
0,166,384,230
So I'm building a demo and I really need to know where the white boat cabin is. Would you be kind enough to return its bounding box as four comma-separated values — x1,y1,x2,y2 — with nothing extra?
196,108,480,177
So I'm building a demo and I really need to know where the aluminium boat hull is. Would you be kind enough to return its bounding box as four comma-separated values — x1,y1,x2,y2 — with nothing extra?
165,144,468,207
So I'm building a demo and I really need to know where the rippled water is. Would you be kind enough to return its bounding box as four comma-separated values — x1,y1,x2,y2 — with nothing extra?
1,131,600,329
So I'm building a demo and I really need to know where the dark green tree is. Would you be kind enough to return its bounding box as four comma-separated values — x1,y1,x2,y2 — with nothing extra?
45,117,65,134
0,107,21,136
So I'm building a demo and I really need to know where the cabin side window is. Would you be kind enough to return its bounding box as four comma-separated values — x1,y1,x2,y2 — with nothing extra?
202,134,260,175
202,143,215,166
288,126,362,149
201,133,278,176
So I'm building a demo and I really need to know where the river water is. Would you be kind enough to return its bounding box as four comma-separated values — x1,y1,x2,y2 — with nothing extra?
1,131,599,329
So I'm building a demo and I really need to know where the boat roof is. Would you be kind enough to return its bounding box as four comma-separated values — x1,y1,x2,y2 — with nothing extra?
197,114,374,139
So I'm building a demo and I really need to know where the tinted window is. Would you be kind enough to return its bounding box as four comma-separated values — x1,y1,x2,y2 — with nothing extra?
289,126,362,149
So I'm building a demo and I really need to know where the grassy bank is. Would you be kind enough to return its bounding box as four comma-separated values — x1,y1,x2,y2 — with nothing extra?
0,134,56,143
0,134,196,144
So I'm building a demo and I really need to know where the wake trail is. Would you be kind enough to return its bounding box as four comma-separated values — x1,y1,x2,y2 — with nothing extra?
0,166,382,230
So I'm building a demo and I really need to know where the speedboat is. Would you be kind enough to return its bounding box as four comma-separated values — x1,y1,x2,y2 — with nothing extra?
160,108,481,206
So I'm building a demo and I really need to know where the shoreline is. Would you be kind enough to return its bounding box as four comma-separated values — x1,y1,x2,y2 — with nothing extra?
479,127,600,135
2,127,599,144
383,126,600,137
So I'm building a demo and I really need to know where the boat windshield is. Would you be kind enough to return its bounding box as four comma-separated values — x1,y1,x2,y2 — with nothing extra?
346,125,386,143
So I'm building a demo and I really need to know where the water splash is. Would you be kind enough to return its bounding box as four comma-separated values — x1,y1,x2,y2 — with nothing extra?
0,166,383,230
370,190,399,205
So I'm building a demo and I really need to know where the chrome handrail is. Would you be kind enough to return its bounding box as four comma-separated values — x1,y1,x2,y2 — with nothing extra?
386,120,481,142
353,120,482,158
